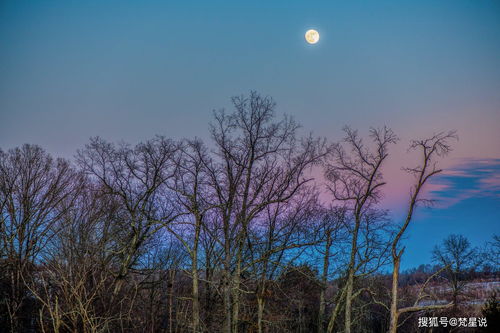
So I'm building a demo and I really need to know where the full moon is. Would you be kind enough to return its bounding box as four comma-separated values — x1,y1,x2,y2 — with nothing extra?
305,29,320,44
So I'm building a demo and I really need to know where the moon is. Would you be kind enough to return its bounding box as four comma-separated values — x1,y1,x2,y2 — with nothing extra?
305,29,320,44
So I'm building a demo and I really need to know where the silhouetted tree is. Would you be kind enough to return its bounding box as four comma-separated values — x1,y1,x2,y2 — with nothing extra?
324,126,397,333
76,136,182,295
432,234,479,306
388,131,458,333
0,144,81,332
206,91,325,333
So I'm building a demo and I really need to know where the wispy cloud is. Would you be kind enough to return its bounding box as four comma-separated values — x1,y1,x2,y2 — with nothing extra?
428,158,500,208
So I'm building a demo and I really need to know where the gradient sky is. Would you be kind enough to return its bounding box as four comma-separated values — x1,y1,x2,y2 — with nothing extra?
1,0,499,269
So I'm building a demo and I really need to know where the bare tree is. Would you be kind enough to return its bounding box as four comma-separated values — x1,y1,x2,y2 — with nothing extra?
432,234,479,306
485,234,500,270
246,187,320,333
167,138,213,332
76,136,182,295
316,206,347,333
0,144,81,332
206,91,325,333
324,126,397,333
29,177,136,333
326,208,393,333
388,131,458,333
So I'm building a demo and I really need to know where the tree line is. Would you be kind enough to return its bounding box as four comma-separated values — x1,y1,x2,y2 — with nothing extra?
1,92,498,332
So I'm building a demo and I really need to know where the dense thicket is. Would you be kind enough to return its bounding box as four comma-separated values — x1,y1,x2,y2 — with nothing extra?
1,92,498,332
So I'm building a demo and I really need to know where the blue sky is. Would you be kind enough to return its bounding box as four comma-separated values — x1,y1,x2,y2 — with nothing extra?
401,158,500,268
1,0,499,268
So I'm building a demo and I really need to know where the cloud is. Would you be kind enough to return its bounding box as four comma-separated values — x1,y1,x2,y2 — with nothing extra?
428,158,500,208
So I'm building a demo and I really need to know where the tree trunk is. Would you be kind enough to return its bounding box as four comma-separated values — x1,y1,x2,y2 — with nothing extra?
327,286,346,333
231,258,241,333
191,213,202,333
318,230,332,333
345,263,354,333
168,270,176,333
204,255,214,330
223,242,232,333
223,280,232,333
257,296,265,333
318,289,326,333
192,252,200,333
344,219,360,333
388,255,400,333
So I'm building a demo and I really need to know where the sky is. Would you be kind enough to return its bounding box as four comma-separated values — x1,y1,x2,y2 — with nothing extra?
1,0,499,269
